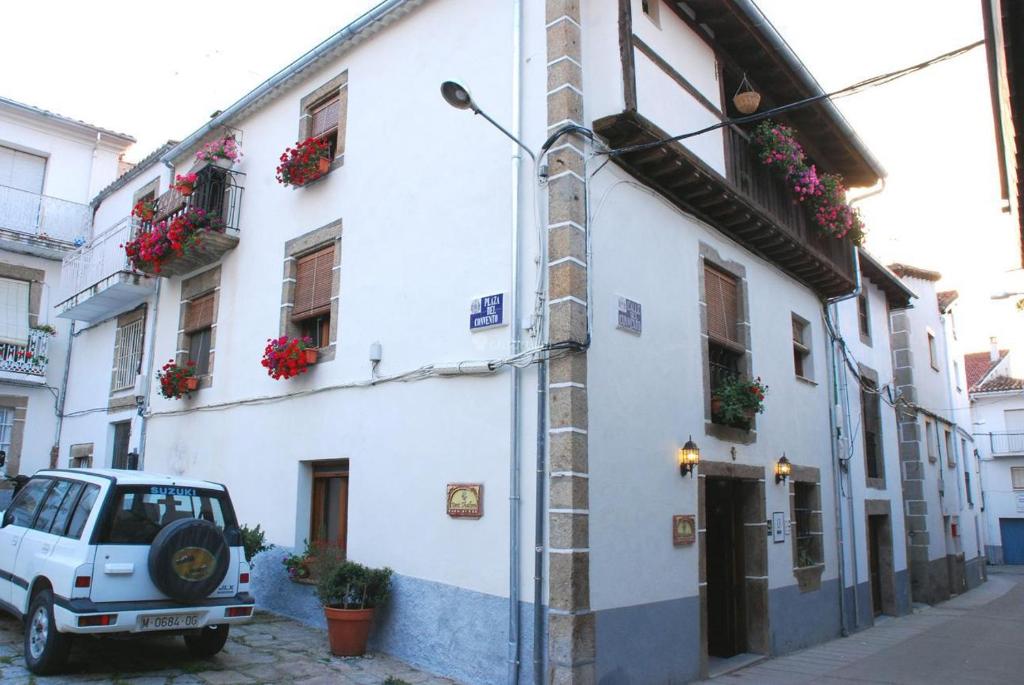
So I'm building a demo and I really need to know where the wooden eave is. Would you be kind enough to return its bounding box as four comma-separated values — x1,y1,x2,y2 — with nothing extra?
594,110,856,298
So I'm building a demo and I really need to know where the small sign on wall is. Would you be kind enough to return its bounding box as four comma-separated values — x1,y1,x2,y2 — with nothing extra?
447,483,483,518
772,512,786,543
673,514,696,546
616,296,642,335
470,294,506,331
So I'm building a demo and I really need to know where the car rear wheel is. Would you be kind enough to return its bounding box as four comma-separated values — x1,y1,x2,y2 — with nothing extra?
184,624,230,657
24,589,72,675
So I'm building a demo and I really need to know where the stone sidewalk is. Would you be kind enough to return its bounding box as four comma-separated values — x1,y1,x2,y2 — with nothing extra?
700,566,1024,684
0,609,461,685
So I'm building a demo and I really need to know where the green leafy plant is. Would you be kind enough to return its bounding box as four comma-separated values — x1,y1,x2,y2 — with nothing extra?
317,560,393,610
30,324,57,336
712,376,768,429
240,523,273,564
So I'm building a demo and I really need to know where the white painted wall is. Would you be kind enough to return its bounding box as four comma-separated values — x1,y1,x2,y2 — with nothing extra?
833,277,909,588
586,166,837,611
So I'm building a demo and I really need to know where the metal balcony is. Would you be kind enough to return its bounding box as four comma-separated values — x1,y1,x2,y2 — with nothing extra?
0,329,51,383
989,432,1024,455
56,217,156,323
0,184,90,258
132,165,244,278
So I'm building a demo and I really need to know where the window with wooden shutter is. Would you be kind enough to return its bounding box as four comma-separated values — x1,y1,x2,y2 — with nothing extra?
309,95,340,158
704,265,740,347
184,293,215,333
293,246,334,321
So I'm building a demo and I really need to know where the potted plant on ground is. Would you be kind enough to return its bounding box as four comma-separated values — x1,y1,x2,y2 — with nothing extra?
157,359,198,399
195,135,242,168
276,137,332,187
173,173,198,196
711,375,768,430
316,559,392,657
261,336,318,379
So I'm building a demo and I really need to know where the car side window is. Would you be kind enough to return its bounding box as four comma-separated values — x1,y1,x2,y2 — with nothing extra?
33,480,72,532
66,484,100,540
3,478,51,528
49,481,84,536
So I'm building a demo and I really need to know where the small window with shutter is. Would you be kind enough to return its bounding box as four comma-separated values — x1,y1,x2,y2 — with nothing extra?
292,245,335,348
310,94,341,158
704,264,744,407
299,72,348,164
184,293,215,376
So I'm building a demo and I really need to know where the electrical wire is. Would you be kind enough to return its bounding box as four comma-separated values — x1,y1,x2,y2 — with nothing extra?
601,40,984,158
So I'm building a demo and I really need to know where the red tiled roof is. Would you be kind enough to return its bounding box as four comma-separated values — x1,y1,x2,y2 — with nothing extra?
937,290,959,313
888,263,942,281
973,376,1024,393
965,350,1009,390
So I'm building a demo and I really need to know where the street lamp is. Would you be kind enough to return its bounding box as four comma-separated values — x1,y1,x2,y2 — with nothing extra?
440,80,535,161
991,291,1024,300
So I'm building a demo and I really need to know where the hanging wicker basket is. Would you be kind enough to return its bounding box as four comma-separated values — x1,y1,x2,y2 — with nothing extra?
733,90,761,114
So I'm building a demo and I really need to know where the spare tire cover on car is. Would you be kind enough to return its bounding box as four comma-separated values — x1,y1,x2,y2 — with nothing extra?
148,518,230,601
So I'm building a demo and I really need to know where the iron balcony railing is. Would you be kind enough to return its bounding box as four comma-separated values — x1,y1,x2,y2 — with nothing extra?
143,164,243,234
57,216,135,305
0,184,91,243
989,432,1024,455
0,329,50,377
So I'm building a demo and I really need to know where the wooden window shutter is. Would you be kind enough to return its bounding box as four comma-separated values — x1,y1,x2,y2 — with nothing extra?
704,265,739,345
311,96,340,138
184,293,215,333
293,245,335,320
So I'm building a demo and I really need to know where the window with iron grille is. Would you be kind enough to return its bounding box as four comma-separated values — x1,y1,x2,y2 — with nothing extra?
111,316,145,391
293,245,334,348
794,482,823,567
861,377,883,481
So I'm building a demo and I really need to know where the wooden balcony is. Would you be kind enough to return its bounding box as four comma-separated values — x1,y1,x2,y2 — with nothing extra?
593,111,857,298
134,164,244,278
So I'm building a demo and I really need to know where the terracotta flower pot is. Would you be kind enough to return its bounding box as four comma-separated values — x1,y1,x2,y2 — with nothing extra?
324,607,375,657
185,377,199,391
710,397,722,416
303,348,318,365
317,156,330,175
179,186,194,197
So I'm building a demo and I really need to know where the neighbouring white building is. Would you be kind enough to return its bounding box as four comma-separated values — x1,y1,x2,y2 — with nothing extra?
46,2,975,683
829,251,917,627
967,343,1024,564
0,96,133,504
888,265,985,603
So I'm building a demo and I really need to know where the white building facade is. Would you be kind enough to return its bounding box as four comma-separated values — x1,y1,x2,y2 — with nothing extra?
969,347,1024,564
50,2,943,683
0,96,133,502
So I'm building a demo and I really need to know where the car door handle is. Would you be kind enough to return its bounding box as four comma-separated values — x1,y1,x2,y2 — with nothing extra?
41,544,51,554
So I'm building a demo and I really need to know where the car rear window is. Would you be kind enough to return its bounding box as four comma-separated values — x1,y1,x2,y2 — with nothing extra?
100,485,236,544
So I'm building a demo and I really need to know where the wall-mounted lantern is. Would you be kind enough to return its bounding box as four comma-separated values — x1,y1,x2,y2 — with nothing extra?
775,454,792,484
678,437,700,478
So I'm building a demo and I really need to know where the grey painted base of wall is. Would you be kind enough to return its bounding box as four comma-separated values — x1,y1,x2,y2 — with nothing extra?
986,545,1004,566
773,578,842,655
839,570,912,635
596,595,701,685
894,569,912,615
965,555,987,591
251,548,542,685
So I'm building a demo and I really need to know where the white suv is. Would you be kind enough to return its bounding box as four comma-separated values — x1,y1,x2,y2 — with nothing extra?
0,469,254,674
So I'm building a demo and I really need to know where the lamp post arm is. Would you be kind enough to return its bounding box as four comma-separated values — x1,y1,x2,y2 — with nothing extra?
474,110,536,162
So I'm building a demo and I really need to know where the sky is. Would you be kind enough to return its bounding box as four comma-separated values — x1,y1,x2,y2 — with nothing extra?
2,0,1020,358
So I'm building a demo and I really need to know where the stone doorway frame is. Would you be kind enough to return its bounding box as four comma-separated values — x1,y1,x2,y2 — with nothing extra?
864,499,898,617
698,461,769,677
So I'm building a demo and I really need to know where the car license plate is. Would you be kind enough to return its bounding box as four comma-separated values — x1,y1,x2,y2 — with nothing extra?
138,612,202,631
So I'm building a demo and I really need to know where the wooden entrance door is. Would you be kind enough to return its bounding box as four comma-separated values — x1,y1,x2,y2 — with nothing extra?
868,515,884,616
706,477,747,657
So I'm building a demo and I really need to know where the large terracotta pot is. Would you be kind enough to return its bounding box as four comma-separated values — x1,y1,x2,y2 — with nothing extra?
303,348,319,365
185,377,199,392
324,607,375,656
317,156,331,175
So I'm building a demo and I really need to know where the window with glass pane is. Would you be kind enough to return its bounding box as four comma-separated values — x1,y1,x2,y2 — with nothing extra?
0,406,13,459
309,95,341,158
3,477,50,528
102,486,234,544
293,246,334,348
33,479,71,532
861,378,883,480
66,484,100,539
184,293,214,375
50,481,84,536
310,460,348,553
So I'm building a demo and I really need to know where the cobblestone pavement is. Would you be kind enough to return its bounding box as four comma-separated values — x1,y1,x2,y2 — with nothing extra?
0,610,460,685
698,566,1024,685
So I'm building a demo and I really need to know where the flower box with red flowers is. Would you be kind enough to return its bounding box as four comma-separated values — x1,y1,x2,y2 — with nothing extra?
172,173,198,196
711,376,768,430
131,199,157,223
751,121,865,245
262,336,318,380
157,359,199,399
276,138,332,188
122,208,225,276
